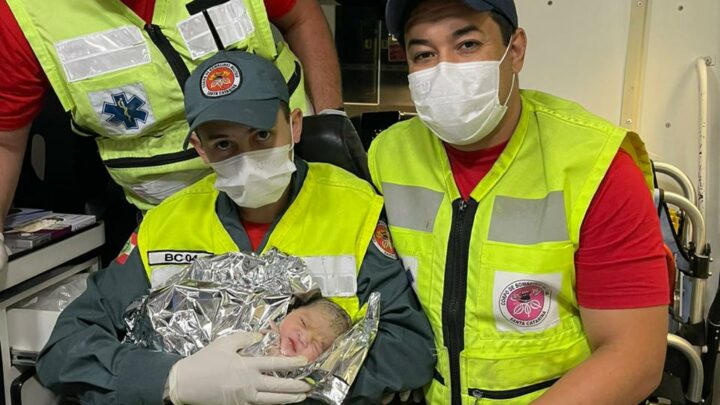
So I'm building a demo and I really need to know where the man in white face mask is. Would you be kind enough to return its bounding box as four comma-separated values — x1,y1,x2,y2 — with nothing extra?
369,1,669,404
35,51,436,405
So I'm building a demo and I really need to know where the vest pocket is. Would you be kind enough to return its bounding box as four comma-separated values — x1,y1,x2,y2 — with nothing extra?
459,339,588,404
476,240,577,339
105,156,211,210
387,226,439,319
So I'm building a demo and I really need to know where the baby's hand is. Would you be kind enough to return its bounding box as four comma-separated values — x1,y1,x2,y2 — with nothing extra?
260,320,280,335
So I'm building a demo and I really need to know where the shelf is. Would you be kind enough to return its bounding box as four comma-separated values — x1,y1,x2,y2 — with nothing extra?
1,223,105,292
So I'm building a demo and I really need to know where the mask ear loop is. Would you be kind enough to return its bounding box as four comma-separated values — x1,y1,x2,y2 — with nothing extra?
288,120,296,161
500,35,516,107
503,73,516,107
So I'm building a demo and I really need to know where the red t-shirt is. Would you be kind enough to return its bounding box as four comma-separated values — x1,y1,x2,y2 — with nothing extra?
0,0,296,130
444,143,669,309
241,219,272,252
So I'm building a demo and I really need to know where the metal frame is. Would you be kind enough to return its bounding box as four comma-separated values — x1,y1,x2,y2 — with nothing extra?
663,191,708,326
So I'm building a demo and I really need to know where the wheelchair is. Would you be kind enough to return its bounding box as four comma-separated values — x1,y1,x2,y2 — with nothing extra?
646,162,719,405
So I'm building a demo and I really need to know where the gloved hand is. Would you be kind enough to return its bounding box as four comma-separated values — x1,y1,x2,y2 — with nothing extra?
0,232,10,274
168,331,311,405
382,389,424,404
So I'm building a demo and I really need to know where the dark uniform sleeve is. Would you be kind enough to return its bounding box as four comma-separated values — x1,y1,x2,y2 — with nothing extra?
35,236,182,405
345,226,437,403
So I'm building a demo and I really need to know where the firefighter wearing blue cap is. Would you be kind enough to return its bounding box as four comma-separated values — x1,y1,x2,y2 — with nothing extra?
370,0,669,404
35,51,436,405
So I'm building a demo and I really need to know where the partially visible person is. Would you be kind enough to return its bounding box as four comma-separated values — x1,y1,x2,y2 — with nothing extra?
369,0,669,404
36,51,435,405
0,0,343,273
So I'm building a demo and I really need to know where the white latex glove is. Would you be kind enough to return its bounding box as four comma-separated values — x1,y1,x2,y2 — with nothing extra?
382,389,424,404
168,331,311,405
0,232,10,274
317,108,348,117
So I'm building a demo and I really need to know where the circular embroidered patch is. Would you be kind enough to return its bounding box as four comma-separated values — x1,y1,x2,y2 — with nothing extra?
372,220,397,259
201,62,242,97
498,280,552,327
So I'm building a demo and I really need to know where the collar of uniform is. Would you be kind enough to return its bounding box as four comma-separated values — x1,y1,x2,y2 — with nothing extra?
214,157,309,250
465,91,530,202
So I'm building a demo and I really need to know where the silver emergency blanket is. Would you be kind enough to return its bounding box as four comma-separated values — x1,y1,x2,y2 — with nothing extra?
123,249,380,405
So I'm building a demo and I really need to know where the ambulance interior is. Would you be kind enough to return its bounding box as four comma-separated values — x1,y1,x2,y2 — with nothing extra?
3,1,720,404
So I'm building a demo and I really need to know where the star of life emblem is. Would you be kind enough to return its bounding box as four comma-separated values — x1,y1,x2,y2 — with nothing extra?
88,83,156,135
102,92,149,130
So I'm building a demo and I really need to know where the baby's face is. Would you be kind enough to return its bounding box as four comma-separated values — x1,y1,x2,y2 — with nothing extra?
278,306,339,361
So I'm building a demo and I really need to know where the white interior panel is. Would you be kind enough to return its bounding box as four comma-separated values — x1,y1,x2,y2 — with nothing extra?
516,0,720,307
638,1,720,306
516,0,630,124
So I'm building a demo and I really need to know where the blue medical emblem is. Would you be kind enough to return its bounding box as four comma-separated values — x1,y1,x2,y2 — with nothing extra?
101,92,149,130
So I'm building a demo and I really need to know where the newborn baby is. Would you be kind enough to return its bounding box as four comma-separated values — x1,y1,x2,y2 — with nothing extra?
271,298,352,362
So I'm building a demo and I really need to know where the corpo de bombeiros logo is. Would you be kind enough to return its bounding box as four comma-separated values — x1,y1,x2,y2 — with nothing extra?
499,280,552,327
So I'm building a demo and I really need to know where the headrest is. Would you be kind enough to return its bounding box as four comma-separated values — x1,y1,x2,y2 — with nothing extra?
296,114,371,182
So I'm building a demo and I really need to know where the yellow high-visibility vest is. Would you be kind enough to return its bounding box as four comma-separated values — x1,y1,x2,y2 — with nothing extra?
137,162,384,321
369,90,653,404
8,0,307,210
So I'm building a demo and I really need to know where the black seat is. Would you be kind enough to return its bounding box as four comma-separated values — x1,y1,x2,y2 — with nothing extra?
296,113,372,182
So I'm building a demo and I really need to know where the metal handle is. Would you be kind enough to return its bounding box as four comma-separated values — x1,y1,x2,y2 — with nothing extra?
654,162,697,205
10,368,35,405
667,333,704,404
663,191,707,324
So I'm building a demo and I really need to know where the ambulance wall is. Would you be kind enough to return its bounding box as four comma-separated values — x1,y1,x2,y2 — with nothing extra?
517,0,720,308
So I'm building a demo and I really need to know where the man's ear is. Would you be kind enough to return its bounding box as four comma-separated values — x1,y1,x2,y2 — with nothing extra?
189,132,210,164
291,108,303,144
510,27,527,74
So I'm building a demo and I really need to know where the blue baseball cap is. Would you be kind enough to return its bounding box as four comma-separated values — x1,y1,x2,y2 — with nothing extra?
385,0,518,39
184,51,289,136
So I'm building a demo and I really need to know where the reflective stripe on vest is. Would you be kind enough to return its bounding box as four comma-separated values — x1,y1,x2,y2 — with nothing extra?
369,90,654,404
382,183,444,233
7,0,307,211
488,192,568,245
137,162,384,322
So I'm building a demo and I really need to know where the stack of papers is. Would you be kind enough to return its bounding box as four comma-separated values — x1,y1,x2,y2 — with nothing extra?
4,208,96,254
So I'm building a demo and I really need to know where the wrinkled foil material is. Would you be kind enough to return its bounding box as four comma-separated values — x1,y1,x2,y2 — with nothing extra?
242,291,381,404
124,249,380,405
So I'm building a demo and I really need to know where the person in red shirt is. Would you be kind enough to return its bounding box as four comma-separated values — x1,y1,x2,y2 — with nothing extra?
371,0,669,403
0,0,343,272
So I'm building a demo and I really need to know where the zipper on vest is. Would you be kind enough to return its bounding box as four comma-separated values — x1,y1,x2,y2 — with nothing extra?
104,148,199,169
468,378,559,401
145,24,191,92
442,198,478,405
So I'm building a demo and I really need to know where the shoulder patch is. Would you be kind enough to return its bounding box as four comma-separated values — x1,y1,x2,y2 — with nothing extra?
372,220,397,259
116,232,138,265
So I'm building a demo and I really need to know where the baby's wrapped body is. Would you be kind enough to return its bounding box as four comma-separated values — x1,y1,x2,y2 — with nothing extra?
124,249,379,404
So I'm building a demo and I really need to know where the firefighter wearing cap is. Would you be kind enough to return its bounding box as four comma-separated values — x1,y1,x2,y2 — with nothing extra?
0,0,341,215
369,0,669,403
35,51,436,405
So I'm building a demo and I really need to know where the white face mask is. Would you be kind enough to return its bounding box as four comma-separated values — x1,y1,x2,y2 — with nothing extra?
408,42,515,146
210,142,297,209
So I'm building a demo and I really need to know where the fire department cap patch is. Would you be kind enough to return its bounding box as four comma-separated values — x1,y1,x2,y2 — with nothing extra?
372,220,397,259
116,232,138,265
201,62,242,97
